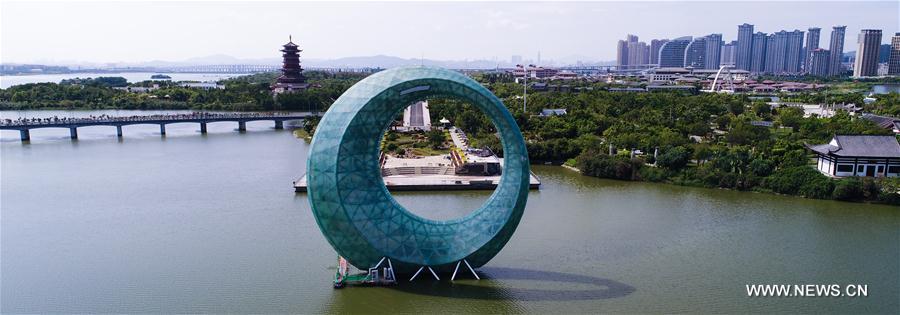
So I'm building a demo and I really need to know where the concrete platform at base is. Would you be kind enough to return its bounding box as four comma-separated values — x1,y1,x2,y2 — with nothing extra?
294,172,541,192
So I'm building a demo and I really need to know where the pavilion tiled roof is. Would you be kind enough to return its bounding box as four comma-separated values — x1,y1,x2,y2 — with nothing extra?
806,135,900,158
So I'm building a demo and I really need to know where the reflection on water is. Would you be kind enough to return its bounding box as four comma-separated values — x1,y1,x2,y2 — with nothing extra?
2,110,898,313
390,267,635,301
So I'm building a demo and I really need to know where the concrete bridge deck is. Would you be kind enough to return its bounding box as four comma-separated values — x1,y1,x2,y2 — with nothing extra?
1,112,319,141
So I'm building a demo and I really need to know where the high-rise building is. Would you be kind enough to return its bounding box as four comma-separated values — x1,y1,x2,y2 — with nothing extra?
750,32,768,73
828,26,847,76
643,45,651,65
616,40,629,69
617,35,649,70
658,36,692,67
784,30,805,74
704,34,723,69
511,55,523,65
805,27,821,72
808,49,831,76
684,37,707,68
628,40,648,68
764,33,783,74
650,39,669,66
889,33,900,76
735,23,754,70
854,29,882,77
721,40,737,66
760,29,805,75
878,44,891,63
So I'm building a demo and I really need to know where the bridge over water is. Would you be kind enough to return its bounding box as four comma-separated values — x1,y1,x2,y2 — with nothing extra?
0,112,318,141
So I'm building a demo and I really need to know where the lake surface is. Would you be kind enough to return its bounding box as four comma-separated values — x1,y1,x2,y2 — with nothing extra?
872,84,900,94
0,72,246,88
2,110,898,313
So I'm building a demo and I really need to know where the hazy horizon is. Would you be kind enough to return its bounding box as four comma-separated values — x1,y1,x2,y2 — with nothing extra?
2,1,898,66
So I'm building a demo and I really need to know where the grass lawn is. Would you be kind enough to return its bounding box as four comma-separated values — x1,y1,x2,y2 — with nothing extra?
382,129,451,157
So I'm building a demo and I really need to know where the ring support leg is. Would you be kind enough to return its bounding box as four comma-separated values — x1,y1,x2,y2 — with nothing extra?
409,266,425,281
463,259,480,280
427,267,440,280
451,260,480,281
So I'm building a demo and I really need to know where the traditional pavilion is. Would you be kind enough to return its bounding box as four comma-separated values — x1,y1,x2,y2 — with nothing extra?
806,135,900,177
271,35,309,94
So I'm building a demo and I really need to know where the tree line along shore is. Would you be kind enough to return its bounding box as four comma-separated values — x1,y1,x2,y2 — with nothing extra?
2,71,899,205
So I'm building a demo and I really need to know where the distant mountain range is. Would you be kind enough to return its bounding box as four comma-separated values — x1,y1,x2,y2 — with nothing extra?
5,54,613,70
132,54,541,69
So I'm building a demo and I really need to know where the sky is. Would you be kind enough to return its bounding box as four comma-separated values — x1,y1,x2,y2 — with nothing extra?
2,1,898,65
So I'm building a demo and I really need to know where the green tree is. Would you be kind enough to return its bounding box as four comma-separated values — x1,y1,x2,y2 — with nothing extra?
656,146,691,170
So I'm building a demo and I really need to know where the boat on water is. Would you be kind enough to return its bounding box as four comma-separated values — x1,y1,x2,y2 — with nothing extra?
150,74,172,80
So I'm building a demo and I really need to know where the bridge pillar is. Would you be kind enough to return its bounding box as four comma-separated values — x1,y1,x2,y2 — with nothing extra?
238,121,246,131
274,120,284,129
160,124,166,136
200,122,207,134
20,129,30,142
69,127,78,139
116,125,123,138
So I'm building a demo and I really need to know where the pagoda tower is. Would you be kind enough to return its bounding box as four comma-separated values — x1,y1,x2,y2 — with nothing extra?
272,35,309,93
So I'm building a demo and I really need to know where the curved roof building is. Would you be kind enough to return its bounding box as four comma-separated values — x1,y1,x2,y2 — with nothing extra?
684,37,707,69
658,36,692,68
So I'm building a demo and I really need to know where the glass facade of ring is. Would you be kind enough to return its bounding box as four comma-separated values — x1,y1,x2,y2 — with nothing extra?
307,67,530,272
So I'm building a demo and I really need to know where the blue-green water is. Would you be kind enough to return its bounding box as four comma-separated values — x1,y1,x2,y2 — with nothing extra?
872,84,900,94
2,110,898,313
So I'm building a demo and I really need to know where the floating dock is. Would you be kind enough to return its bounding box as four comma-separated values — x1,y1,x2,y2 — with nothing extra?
296,153,540,192
294,172,540,192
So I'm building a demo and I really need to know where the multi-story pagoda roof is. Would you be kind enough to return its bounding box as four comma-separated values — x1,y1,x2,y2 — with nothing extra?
273,35,309,93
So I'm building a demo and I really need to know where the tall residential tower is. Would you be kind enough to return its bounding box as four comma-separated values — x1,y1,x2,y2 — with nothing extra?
804,27,821,72
704,33,723,69
808,49,831,76
735,23,754,70
828,26,847,76
853,29,882,77
889,33,900,76
750,32,768,73
721,40,737,66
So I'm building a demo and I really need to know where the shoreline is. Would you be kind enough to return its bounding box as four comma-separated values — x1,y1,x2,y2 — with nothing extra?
554,164,898,207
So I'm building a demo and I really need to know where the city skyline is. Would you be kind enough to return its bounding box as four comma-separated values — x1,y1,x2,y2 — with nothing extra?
2,1,898,66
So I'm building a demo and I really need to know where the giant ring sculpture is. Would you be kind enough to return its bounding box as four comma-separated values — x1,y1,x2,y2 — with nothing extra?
307,66,529,272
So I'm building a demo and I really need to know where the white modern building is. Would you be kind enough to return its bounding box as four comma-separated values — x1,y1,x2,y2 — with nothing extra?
401,100,432,131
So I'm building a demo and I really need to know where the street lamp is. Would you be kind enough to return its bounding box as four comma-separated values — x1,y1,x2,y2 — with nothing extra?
516,64,536,113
